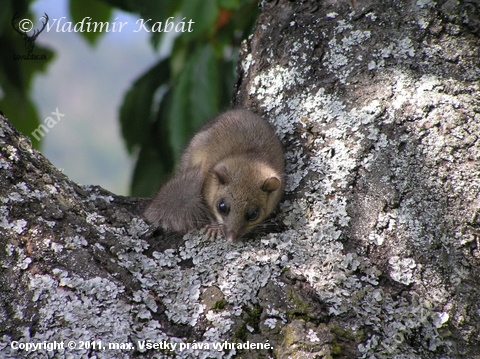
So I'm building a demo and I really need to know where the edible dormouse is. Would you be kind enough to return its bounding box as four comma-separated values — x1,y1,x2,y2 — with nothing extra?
144,109,285,242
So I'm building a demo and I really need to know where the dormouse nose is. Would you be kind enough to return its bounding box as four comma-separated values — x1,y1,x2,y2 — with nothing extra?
225,230,238,242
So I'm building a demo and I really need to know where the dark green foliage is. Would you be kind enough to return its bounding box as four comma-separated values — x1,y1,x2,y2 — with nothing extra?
0,0,257,196
0,0,54,149
115,0,257,196
167,44,220,158
117,0,258,196
120,59,171,155
73,0,257,196
69,0,112,46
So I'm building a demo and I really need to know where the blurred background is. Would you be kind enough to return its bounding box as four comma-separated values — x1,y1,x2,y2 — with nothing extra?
0,0,257,196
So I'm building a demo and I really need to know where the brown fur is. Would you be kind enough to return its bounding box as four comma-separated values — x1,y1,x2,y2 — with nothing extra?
143,109,285,241
143,166,210,233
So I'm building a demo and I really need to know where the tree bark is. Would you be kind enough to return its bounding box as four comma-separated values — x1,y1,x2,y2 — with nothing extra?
1,0,480,358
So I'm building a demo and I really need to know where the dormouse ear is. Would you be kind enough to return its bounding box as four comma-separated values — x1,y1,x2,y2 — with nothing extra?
209,165,229,185
261,176,281,192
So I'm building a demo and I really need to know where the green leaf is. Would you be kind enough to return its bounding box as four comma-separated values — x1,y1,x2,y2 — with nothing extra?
1,19,54,93
152,87,175,170
215,0,257,46
0,1,12,36
130,143,169,197
135,0,173,21
130,86,176,196
170,41,188,79
0,88,41,148
1,0,34,36
189,45,219,127
0,33,26,93
22,43,56,87
0,30,54,149
217,0,240,10
167,63,191,159
119,58,170,154
69,0,112,46
218,57,237,107
168,44,219,158
180,0,218,39
132,44,222,194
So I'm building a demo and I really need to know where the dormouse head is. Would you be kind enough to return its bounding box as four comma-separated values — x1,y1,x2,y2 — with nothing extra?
203,156,283,242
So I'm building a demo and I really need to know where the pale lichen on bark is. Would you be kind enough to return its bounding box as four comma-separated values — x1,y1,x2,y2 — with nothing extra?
235,0,480,357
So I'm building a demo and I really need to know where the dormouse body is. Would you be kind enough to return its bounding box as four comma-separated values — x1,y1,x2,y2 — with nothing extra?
144,109,285,242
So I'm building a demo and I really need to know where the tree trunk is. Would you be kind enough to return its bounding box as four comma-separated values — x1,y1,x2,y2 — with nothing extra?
1,1,480,358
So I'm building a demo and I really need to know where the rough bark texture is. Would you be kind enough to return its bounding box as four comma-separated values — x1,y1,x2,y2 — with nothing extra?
1,0,480,358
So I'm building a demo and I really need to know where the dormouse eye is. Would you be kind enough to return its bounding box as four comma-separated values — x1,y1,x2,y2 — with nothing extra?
217,200,230,215
246,207,259,222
